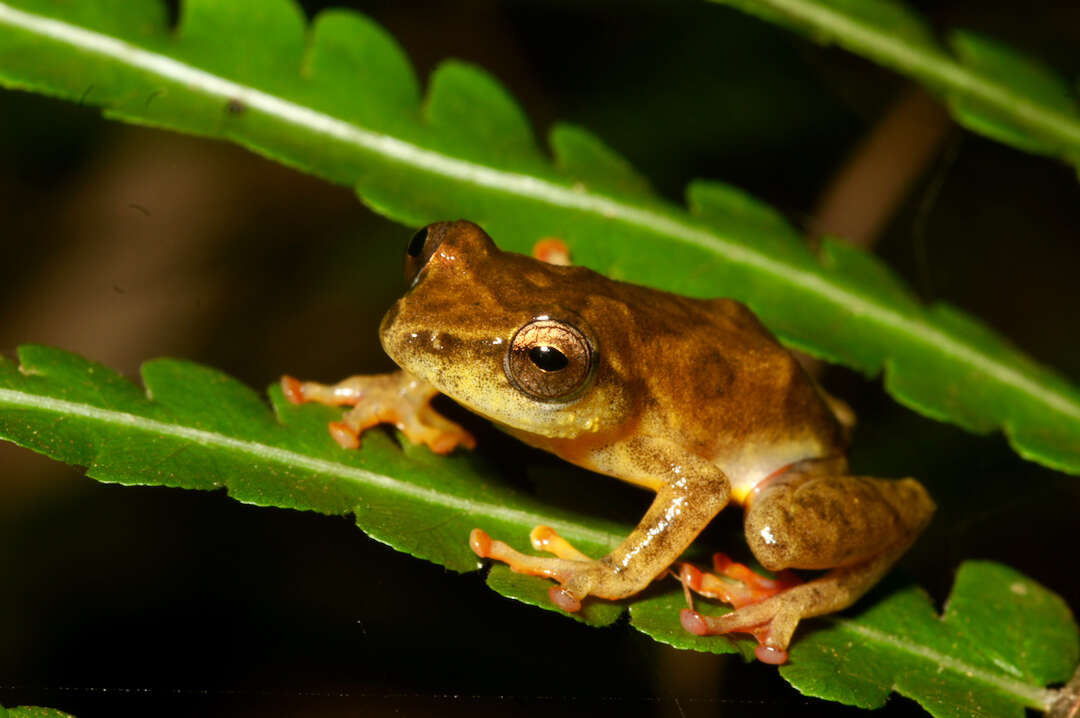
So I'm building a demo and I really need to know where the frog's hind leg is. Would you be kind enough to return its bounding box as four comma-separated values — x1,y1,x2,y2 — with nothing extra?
681,471,934,664
280,371,474,453
679,553,802,610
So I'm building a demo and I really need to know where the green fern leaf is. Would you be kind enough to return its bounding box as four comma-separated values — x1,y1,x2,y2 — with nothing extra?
0,344,628,615
0,0,1078,475
550,124,653,198
2,345,1078,715
779,562,1078,717
947,30,1080,157
1,707,77,718
708,0,1080,168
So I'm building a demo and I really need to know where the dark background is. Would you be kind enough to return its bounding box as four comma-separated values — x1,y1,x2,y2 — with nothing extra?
1,1,1079,716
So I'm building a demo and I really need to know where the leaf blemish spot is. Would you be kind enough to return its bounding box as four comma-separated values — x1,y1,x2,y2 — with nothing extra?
1010,581,1029,595
144,89,163,110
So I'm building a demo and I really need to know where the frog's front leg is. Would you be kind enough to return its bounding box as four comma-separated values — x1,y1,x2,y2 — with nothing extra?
471,437,731,611
281,370,474,454
681,469,934,664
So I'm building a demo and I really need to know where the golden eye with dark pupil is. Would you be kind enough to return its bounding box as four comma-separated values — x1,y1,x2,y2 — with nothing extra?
506,319,593,401
407,226,429,257
404,224,444,286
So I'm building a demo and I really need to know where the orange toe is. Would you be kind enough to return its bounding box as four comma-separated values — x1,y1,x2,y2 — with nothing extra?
532,238,571,265
470,528,493,557
754,645,789,665
549,586,582,613
680,608,710,636
281,375,305,404
328,421,360,449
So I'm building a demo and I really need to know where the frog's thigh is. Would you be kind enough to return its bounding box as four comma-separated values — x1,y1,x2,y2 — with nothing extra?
745,472,933,572
698,473,934,658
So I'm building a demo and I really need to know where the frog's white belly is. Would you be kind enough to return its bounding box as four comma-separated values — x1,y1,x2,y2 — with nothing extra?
721,439,827,503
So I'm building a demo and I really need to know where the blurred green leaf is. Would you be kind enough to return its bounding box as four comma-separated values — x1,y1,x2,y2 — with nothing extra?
709,0,1080,167
0,0,1077,473
3,707,76,718
947,30,1080,156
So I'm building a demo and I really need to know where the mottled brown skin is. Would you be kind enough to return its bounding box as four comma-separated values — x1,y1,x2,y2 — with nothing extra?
286,220,934,662
381,222,845,480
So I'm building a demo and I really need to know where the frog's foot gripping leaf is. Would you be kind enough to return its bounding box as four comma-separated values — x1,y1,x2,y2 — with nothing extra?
678,553,803,664
281,371,475,454
470,525,602,613
679,553,802,609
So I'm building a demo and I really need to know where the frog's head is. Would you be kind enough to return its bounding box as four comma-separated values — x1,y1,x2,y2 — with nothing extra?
379,220,631,439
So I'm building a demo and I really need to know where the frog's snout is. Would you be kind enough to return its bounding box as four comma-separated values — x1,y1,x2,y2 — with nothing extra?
378,301,405,360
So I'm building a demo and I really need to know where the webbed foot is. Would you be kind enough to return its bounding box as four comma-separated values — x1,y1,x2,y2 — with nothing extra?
470,526,619,612
680,591,804,664
281,371,475,453
678,553,803,664
679,553,801,609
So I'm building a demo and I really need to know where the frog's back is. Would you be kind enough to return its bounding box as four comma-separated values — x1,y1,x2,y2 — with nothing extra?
572,277,847,493
399,234,847,493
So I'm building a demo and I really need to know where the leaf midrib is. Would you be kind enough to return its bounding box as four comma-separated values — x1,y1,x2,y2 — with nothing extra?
826,616,1056,710
0,386,625,548
2,4,1078,446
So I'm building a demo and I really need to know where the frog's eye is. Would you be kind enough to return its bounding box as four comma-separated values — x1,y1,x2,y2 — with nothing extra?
506,318,593,401
404,223,444,286
407,226,429,257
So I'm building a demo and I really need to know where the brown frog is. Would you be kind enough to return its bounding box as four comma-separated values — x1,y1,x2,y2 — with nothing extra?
282,220,934,664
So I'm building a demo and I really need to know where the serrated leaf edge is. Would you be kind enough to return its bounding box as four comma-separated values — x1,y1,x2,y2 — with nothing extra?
2,2,1079,475
815,616,1056,711
0,385,624,549
709,0,1080,159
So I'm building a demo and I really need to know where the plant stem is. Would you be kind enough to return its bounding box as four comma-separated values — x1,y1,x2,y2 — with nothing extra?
1049,663,1080,718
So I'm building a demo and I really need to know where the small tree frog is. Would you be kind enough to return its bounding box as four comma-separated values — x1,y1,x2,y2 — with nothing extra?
283,220,934,664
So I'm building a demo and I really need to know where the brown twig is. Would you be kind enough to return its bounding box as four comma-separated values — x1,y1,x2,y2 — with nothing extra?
811,85,952,249
1049,663,1080,718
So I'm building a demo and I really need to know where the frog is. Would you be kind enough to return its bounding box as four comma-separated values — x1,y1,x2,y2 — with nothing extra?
282,219,935,664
